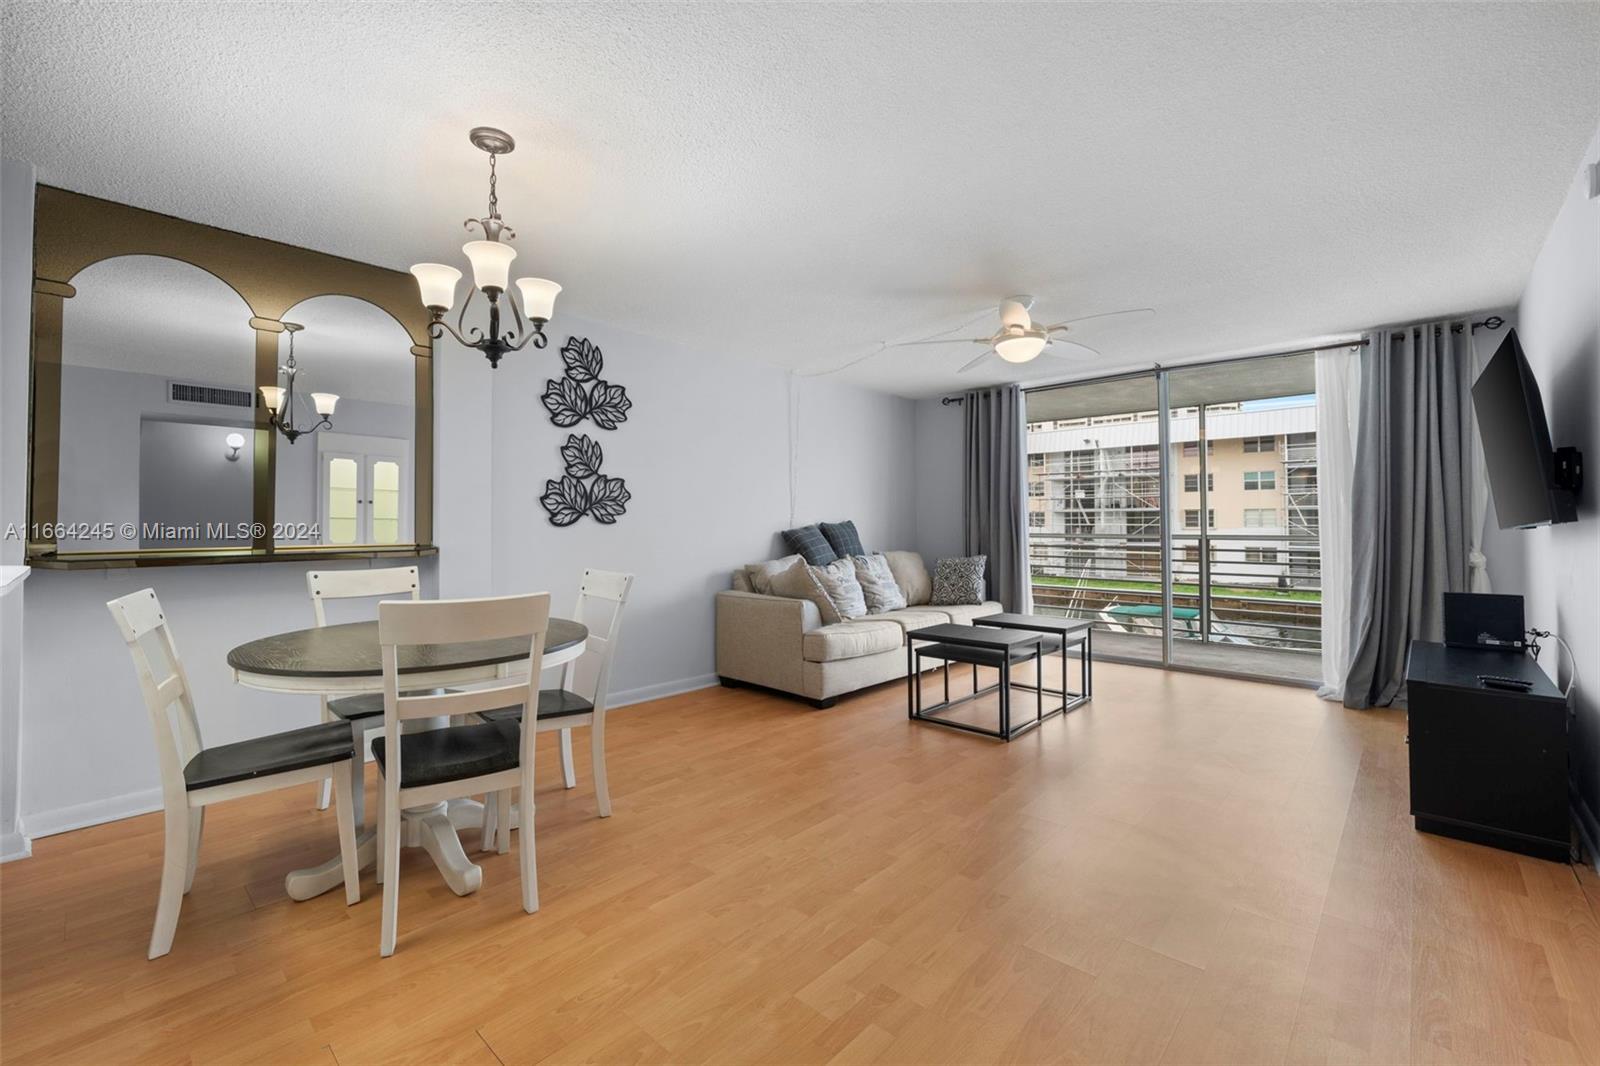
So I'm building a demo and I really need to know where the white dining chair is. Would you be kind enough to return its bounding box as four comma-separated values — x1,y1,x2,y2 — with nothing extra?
373,592,551,956
306,566,421,812
478,569,632,840
107,589,361,960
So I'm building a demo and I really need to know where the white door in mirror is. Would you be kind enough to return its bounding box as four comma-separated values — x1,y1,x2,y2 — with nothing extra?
316,433,410,546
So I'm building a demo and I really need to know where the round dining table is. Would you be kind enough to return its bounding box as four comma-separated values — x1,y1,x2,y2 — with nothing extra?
227,617,587,901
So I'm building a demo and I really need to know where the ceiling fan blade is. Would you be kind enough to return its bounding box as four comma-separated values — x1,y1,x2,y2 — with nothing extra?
1039,340,1103,361
1042,307,1156,332
888,337,991,347
956,350,995,373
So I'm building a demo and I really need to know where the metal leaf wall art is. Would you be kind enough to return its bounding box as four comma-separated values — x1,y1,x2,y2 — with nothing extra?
541,336,632,429
540,433,631,526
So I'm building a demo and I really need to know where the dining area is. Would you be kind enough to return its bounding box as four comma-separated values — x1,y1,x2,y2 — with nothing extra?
107,565,634,958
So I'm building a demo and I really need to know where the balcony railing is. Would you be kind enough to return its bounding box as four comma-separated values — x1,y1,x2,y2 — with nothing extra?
1028,531,1322,652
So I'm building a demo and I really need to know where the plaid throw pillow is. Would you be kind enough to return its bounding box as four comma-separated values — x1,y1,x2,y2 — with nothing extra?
780,524,837,565
931,555,987,606
819,520,865,558
852,553,907,613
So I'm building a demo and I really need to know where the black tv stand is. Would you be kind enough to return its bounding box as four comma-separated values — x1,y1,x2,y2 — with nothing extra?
1405,641,1573,863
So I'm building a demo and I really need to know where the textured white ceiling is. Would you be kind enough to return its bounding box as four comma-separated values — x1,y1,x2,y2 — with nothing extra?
4,2,1597,398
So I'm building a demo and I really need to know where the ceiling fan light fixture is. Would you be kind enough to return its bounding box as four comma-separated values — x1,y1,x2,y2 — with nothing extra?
995,333,1048,363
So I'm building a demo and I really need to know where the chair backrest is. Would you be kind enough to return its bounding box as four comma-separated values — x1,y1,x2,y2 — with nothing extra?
307,566,421,627
106,589,202,806
565,569,634,712
377,593,552,786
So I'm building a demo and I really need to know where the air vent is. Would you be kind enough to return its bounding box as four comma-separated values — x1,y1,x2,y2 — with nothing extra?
169,381,253,409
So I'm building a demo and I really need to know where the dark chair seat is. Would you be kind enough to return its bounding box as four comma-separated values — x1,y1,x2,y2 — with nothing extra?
479,689,595,724
370,720,521,789
184,721,354,791
915,640,1048,669
326,689,453,722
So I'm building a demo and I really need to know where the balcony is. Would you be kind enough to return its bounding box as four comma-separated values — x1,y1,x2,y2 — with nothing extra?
1028,530,1322,684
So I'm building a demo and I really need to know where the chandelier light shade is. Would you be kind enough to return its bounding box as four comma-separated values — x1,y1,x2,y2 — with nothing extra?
262,323,337,443
515,277,562,321
410,263,462,311
411,126,562,368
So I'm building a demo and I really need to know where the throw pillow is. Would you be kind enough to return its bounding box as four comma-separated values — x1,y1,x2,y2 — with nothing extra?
746,554,803,596
780,524,837,565
767,556,841,623
852,553,908,613
931,555,987,606
819,520,865,558
809,558,869,621
882,550,932,606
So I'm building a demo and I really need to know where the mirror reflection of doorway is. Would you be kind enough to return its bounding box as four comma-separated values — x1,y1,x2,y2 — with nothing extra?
315,433,410,546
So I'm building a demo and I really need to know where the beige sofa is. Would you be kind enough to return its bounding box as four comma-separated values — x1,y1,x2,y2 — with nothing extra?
715,551,1001,707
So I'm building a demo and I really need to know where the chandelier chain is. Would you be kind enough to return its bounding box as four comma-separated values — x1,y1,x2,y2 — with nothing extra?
488,153,499,221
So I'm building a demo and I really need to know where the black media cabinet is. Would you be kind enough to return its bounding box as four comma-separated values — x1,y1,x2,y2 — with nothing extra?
1405,640,1573,863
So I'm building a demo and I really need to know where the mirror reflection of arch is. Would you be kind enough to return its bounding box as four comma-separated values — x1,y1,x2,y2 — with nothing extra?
272,295,415,547
58,255,255,552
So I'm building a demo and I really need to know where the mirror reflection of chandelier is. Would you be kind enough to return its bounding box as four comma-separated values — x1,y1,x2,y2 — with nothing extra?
260,322,337,444
410,127,562,368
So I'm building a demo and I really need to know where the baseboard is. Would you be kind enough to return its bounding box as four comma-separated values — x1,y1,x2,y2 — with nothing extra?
609,673,719,709
25,787,162,840
0,829,31,863
1574,792,1600,875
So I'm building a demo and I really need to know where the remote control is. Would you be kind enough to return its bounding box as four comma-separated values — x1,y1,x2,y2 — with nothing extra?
1478,674,1533,691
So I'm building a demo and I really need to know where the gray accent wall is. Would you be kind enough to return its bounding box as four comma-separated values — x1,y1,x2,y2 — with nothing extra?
1485,120,1600,859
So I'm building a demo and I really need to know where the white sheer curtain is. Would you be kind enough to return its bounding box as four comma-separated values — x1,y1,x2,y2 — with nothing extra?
1466,327,1497,593
1314,344,1361,701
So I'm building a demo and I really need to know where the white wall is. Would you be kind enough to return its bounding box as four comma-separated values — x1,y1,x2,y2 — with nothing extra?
433,316,918,703
1486,121,1600,855
1,158,35,859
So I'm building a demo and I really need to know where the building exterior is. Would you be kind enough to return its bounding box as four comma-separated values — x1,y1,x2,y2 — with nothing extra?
1026,400,1319,589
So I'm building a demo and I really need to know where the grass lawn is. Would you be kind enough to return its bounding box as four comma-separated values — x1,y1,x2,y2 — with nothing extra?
1032,574,1321,603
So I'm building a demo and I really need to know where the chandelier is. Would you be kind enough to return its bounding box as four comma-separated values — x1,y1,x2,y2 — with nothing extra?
410,127,562,368
259,322,337,443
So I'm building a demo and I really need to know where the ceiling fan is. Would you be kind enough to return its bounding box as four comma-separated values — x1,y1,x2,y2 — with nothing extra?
892,296,1155,374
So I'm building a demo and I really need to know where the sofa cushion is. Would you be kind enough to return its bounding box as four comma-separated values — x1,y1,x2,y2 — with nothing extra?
820,520,865,558
781,524,837,565
882,550,932,606
810,558,869,621
746,554,803,595
932,555,987,605
803,620,902,663
730,569,755,592
936,601,1005,626
852,553,907,613
874,608,954,635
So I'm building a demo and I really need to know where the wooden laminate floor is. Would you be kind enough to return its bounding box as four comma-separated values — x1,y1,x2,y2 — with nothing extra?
3,661,1598,1065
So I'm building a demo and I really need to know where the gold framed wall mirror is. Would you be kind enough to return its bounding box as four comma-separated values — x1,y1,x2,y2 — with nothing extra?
27,186,435,568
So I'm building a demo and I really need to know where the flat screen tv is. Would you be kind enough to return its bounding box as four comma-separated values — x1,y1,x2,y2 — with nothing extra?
1472,328,1578,528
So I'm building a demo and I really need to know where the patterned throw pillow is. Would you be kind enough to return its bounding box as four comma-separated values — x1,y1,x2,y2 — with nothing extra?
780,524,837,565
819,520,865,558
809,558,869,621
852,554,907,613
931,555,987,606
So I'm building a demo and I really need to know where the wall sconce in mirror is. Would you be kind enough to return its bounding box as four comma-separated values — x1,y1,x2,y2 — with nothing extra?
224,432,245,462
410,126,561,368
261,322,338,444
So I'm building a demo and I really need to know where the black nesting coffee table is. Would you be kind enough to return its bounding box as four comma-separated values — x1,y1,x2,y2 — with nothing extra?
905,623,1047,741
975,613,1093,715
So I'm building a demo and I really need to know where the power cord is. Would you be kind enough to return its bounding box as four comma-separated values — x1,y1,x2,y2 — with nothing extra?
1526,627,1578,699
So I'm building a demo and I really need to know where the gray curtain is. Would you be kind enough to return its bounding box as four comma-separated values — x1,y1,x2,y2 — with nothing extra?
962,385,1028,611
1343,323,1475,708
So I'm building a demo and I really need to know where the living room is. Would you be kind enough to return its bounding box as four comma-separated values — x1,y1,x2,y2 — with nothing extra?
1,3,1598,1063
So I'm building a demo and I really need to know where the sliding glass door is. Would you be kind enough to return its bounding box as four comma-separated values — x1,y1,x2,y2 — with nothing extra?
1025,353,1322,684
